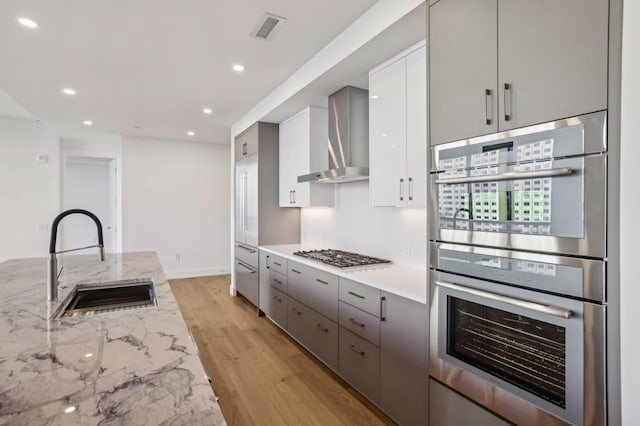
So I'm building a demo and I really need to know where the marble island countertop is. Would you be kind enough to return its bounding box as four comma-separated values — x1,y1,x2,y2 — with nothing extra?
0,252,225,425
259,244,427,304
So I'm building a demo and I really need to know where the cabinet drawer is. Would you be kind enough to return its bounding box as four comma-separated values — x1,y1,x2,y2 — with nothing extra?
305,305,339,371
267,253,288,275
339,277,381,317
339,327,380,404
339,301,380,346
270,287,288,330
287,298,339,371
288,261,339,321
269,270,288,293
235,242,258,267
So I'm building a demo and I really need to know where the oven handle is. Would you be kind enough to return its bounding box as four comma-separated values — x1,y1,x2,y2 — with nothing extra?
434,280,572,319
433,167,573,185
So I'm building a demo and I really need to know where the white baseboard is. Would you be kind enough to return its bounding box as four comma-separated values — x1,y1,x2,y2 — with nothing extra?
165,266,231,280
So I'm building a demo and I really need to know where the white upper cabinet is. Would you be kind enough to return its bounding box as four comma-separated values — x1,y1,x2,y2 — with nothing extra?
429,0,608,145
370,41,427,207
279,107,334,208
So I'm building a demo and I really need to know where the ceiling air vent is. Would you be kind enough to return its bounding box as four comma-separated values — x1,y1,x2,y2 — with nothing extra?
251,13,286,40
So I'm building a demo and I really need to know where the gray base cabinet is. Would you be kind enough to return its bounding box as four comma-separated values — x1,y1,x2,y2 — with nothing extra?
339,327,380,404
287,297,338,371
430,380,510,426
380,291,429,426
257,250,428,425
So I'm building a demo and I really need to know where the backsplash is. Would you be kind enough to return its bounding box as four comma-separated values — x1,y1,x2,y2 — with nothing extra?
300,180,427,269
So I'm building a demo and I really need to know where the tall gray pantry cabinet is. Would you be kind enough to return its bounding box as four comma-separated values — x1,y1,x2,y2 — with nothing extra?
234,122,300,307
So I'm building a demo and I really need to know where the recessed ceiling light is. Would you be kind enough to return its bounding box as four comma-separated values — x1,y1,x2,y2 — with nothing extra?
83,120,93,126
84,353,93,358
202,107,213,115
232,64,245,73
64,406,76,414
187,131,195,136
371,95,379,99
133,126,141,129
18,17,39,29
62,88,76,96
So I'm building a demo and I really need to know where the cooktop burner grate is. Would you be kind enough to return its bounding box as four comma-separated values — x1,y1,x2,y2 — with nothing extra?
292,249,392,268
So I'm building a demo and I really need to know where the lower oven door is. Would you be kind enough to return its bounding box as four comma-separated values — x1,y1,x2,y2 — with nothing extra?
429,270,605,426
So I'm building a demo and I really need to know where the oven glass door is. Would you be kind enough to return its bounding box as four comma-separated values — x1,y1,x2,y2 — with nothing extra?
431,271,603,425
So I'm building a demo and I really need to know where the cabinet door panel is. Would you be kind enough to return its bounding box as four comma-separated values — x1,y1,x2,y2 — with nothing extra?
406,46,427,207
339,327,380,404
380,292,428,426
288,113,310,207
498,0,608,130
270,287,288,330
234,161,246,243
370,58,407,206
278,120,293,207
429,0,498,145
430,380,510,426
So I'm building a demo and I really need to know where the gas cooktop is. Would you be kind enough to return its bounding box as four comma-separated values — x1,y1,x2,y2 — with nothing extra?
292,249,392,269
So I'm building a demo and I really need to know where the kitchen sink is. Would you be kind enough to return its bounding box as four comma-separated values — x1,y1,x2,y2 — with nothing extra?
52,279,157,319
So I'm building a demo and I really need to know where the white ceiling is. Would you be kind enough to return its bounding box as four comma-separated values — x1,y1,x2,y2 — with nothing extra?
0,0,379,143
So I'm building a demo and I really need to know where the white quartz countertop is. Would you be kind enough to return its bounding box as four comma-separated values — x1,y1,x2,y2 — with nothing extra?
259,244,427,304
0,252,225,425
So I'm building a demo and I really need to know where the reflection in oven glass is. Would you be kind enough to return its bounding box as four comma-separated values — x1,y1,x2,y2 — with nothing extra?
448,298,566,408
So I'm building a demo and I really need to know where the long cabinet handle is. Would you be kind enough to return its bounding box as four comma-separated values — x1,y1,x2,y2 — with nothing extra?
434,280,571,319
504,83,512,121
315,278,329,285
348,318,365,328
399,178,404,201
408,177,413,201
243,173,249,230
237,244,256,254
485,88,493,125
380,296,386,321
293,190,296,204
347,291,365,299
291,269,301,274
349,344,366,357
236,261,256,274
434,167,573,185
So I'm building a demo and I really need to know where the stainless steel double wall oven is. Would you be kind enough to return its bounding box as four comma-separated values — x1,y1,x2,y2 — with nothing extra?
428,111,608,425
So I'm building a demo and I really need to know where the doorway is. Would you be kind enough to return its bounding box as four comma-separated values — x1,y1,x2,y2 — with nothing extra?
61,155,118,254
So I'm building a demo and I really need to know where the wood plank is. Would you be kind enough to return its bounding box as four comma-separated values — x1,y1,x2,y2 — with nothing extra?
170,275,394,425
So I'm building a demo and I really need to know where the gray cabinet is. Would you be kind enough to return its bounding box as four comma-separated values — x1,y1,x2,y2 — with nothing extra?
379,291,429,426
429,0,498,146
429,0,608,145
234,122,300,308
288,297,338,371
339,327,380,404
287,261,339,322
270,287,288,329
430,380,510,426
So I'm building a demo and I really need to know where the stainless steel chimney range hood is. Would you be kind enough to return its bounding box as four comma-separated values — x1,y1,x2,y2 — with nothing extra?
298,86,369,184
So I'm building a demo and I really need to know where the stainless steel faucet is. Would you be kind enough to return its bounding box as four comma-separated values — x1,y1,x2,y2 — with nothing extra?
47,209,105,301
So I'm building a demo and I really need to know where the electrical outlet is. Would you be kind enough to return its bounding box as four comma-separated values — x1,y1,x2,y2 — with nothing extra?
174,252,181,261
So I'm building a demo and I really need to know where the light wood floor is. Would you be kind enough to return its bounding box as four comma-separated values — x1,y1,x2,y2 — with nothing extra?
169,275,395,426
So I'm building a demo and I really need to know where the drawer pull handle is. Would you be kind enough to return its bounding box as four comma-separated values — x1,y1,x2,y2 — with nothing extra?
348,318,365,328
273,279,282,284
349,345,365,357
348,291,365,299
272,296,282,302
274,261,282,266
291,269,302,274
316,279,329,285
316,323,329,333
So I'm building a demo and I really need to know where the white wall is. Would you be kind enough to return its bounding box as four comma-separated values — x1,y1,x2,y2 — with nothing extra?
620,1,640,422
122,137,230,278
0,118,59,262
301,181,427,269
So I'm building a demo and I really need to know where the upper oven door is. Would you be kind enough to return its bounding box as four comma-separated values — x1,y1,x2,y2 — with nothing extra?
429,111,607,258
